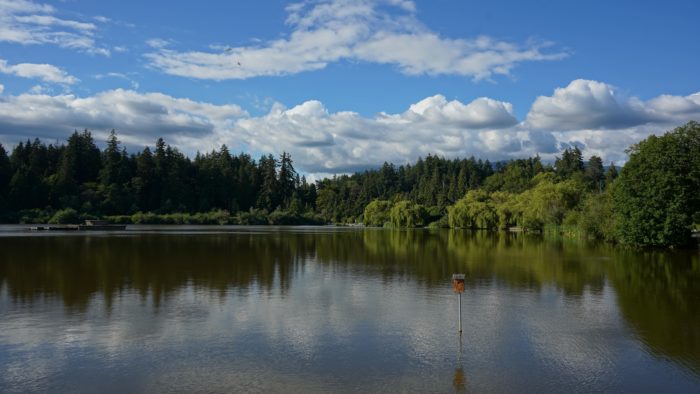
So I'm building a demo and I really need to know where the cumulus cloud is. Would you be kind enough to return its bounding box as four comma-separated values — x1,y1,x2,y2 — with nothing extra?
0,0,109,56
0,80,697,176
145,0,565,80
398,95,517,129
526,80,648,130
0,89,246,147
526,79,700,131
0,58,78,84
233,95,529,172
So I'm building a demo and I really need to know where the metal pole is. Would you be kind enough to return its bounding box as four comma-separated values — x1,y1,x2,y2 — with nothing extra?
458,292,462,333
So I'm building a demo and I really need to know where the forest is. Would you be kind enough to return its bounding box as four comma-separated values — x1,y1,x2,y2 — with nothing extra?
0,121,698,247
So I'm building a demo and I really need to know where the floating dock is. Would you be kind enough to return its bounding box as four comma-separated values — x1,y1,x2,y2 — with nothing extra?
30,220,126,231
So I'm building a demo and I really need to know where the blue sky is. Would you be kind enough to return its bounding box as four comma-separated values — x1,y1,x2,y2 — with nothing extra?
0,0,698,177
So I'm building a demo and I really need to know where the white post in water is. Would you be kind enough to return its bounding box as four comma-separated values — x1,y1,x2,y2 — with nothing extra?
458,292,462,333
452,274,465,333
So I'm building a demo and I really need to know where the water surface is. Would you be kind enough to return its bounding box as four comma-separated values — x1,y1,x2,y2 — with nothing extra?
0,227,698,393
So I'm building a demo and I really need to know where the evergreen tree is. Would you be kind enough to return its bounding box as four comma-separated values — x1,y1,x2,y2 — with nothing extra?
99,130,125,185
134,147,157,211
8,139,50,209
605,163,618,186
585,155,605,192
257,154,278,211
555,147,584,179
98,130,133,214
278,152,297,208
0,143,10,199
55,130,101,208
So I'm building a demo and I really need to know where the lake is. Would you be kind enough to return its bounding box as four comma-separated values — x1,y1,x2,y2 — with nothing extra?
0,226,698,393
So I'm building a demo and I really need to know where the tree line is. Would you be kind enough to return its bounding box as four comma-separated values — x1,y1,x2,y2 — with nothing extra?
0,122,698,247
360,122,700,247
0,130,319,225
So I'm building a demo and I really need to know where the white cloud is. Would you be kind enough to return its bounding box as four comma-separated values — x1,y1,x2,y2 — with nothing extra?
28,84,49,94
646,93,700,120
146,0,566,81
0,89,247,147
0,58,78,84
526,79,700,131
0,84,4,95
13,14,96,31
94,72,140,89
146,38,171,49
526,80,648,130
0,80,697,176
400,95,517,129
0,0,109,56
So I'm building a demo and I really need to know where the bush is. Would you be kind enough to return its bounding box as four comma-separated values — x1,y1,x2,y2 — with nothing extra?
49,208,80,224
427,215,449,229
237,209,268,225
18,208,52,224
106,215,133,224
268,209,298,225
577,191,617,242
300,212,327,225
131,212,160,224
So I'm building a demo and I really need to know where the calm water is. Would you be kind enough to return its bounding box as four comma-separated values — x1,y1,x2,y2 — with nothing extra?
0,226,698,393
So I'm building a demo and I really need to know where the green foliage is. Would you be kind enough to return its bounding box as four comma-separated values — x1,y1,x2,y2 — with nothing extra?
555,146,584,178
427,215,449,229
490,191,517,228
614,121,700,247
268,209,299,225
110,210,233,225
237,209,268,225
483,156,546,193
447,190,498,229
511,175,585,231
389,200,428,228
3,122,700,248
585,155,605,191
49,208,80,224
0,143,10,199
314,155,493,223
605,163,618,186
363,199,391,226
17,209,52,224
576,190,618,242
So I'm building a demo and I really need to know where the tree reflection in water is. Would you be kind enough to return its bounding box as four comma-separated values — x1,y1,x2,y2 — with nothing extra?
0,228,697,374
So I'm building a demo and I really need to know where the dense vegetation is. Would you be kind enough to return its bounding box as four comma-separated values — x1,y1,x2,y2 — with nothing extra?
0,130,322,225
0,122,698,247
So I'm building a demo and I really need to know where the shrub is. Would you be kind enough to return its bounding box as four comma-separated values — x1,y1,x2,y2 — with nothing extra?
237,209,268,225
18,209,52,224
49,208,80,224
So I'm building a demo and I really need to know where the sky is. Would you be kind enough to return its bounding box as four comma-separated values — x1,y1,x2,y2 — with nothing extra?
0,0,698,178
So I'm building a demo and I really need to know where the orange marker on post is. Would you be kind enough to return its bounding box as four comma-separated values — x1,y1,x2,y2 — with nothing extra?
452,274,465,333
